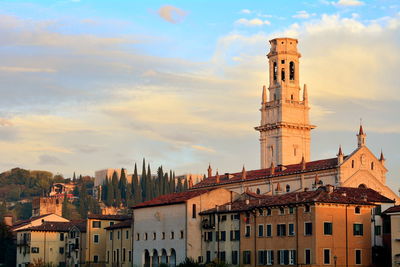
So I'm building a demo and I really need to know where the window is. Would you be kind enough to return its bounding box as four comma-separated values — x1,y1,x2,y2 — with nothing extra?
162,232,165,240
144,233,148,240
266,208,271,216
289,61,295,80
205,231,213,242
305,222,312,236
258,224,264,237
110,232,113,240
94,255,99,263
92,221,101,228
289,250,296,265
281,60,285,64
258,250,265,265
60,233,64,241
258,209,263,216
245,225,251,237
232,251,238,265
266,224,272,237
375,205,382,215
206,251,211,263
273,62,277,81
324,222,333,235
94,234,99,243
278,250,289,265
265,250,274,265
243,251,251,264
375,225,382,236
232,213,240,220
230,230,240,241
126,230,129,239
281,68,285,81
352,160,355,168
118,230,120,240
286,184,290,192
192,204,197,218
323,249,330,264
32,247,39,253
371,162,374,170
123,248,126,262
59,247,64,254
107,251,110,263
289,207,294,214
279,207,285,215
171,231,175,239
220,231,226,241
304,205,311,212
110,222,114,226
220,215,227,221
277,224,286,236
153,232,156,240
136,233,140,241
219,251,226,263
355,249,362,265
305,249,311,264
355,206,361,214
256,188,261,194
289,223,295,236
129,251,132,262
353,224,364,236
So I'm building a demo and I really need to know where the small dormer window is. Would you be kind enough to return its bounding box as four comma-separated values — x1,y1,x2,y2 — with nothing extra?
355,206,361,214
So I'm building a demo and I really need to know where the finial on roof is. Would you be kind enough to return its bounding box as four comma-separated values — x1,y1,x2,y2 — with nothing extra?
270,161,275,175
337,145,344,164
379,149,386,165
242,165,247,180
337,145,343,156
216,170,220,183
262,85,267,104
276,182,282,192
188,175,193,189
207,164,212,178
301,155,306,170
357,121,366,147
359,124,364,135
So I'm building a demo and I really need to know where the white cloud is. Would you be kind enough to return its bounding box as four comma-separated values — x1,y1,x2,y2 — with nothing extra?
240,9,251,14
235,18,271,27
0,66,56,73
158,5,187,24
334,0,364,6
293,11,316,19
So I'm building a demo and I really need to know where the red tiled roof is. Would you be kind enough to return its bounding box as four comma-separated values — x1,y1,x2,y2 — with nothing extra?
11,213,55,230
19,221,83,232
193,157,340,189
131,189,211,209
383,205,400,214
334,187,394,203
200,187,380,215
87,214,130,221
105,219,132,230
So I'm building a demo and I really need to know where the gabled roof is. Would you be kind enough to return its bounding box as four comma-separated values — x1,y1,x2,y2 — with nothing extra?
335,187,394,203
383,205,400,214
10,213,67,231
200,186,382,215
193,157,341,189
131,189,211,210
87,214,130,221
105,219,132,230
19,221,84,233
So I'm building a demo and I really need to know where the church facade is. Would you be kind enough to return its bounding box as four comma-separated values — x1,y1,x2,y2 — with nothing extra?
193,37,399,204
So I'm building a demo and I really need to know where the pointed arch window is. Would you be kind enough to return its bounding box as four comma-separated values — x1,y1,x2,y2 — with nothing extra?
289,61,295,80
273,62,277,81
281,68,285,81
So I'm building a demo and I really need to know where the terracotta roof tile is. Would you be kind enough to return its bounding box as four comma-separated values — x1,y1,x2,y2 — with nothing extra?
193,157,341,189
334,187,394,203
105,219,132,230
87,214,130,221
19,221,83,232
131,189,210,209
383,205,400,214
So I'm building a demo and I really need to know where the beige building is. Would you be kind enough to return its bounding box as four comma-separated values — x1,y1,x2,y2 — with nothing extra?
105,219,133,266
382,206,400,266
11,213,69,232
16,221,86,267
131,188,236,267
84,214,131,265
32,196,64,217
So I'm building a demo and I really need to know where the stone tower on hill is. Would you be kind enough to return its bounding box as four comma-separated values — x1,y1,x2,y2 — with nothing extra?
255,37,315,169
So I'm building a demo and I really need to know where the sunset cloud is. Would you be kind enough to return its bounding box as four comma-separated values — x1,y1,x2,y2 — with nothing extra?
158,5,187,23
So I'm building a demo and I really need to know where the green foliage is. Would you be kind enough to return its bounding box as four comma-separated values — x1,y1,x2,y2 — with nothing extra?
13,202,32,220
177,257,203,267
0,221,16,266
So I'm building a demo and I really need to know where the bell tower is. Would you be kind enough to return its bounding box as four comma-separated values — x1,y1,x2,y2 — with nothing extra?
255,38,315,168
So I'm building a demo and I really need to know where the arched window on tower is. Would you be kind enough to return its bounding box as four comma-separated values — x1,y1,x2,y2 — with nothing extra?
273,62,277,81
286,184,290,192
289,61,295,80
281,68,285,81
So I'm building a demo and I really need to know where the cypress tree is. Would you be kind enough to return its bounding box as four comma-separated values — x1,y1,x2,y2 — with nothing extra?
112,171,121,207
133,163,142,204
183,178,188,191
62,193,71,219
119,168,128,202
163,173,169,195
177,177,183,192
141,159,147,201
78,180,88,218
146,164,152,200
106,176,114,207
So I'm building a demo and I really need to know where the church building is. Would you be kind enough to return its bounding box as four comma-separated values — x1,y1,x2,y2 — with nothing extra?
193,37,399,204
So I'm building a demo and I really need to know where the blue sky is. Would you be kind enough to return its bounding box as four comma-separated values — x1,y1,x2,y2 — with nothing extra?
0,0,399,191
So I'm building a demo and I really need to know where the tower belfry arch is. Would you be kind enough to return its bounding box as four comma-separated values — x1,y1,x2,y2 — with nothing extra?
255,38,315,168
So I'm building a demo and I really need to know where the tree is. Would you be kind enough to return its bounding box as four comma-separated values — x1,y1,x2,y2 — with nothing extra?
0,221,16,266
177,177,183,192
141,159,147,201
62,193,71,219
146,164,152,201
78,180,88,218
106,176,114,207
183,178,188,191
112,171,121,207
132,163,142,204
119,168,128,202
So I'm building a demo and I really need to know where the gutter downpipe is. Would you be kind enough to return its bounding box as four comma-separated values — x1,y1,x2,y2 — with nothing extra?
254,210,256,267
346,204,349,267
296,206,299,266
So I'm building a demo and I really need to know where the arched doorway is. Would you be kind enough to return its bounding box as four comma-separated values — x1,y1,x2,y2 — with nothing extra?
161,249,168,264
152,249,159,267
169,249,176,267
358,184,367,189
144,250,150,267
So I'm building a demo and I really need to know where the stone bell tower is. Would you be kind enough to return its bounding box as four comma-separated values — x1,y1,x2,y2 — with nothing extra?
255,38,315,169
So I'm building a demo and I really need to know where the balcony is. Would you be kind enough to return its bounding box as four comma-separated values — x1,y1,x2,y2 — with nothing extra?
17,239,30,246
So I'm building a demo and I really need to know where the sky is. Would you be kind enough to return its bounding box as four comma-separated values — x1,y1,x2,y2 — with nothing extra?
0,0,399,190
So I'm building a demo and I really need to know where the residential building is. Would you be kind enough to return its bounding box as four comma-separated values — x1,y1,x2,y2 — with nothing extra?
131,188,235,267
16,221,86,267
11,213,69,232
105,219,133,267
85,214,130,265
382,205,400,267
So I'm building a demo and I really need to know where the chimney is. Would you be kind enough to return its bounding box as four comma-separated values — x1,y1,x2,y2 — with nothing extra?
3,214,13,227
275,182,282,194
207,164,212,178
270,162,275,175
242,165,247,180
216,170,220,183
188,175,193,189
245,199,250,205
337,145,344,165
301,155,306,170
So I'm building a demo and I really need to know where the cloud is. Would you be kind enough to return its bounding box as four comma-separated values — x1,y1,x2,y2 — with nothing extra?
191,145,215,153
158,5,187,23
333,0,364,6
235,18,271,27
0,66,56,73
0,118,13,126
292,11,316,19
240,9,251,14
38,154,65,165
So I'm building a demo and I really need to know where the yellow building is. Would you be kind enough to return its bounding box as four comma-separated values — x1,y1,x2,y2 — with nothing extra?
16,221,86,267
201,186,390,267
85,214,130,265
105,219,133,266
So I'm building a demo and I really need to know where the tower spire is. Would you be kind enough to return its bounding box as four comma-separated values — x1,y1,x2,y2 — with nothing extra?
207,164,212,178
337,145,344,164
357,122,366,147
